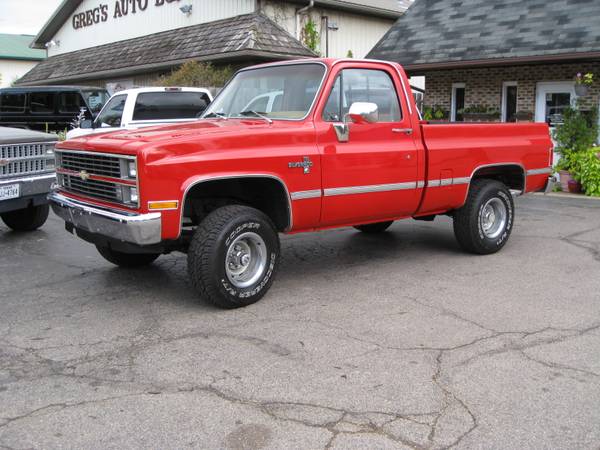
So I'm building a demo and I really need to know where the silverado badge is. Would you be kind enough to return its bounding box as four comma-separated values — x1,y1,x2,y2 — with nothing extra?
288,156,313,174
78,170,90,181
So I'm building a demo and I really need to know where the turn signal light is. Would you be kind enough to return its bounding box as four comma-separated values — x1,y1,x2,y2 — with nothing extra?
148,201,179,210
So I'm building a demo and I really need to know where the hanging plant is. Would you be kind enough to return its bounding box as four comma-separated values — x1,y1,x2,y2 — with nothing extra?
574,72,593,96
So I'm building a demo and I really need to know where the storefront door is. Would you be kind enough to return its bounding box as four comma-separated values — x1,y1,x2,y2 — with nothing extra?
535,82,576,167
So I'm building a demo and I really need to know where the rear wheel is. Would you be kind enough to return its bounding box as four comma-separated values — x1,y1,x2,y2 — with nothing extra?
1,204,49,231
96,245,160,267
453,179,514,254
187,205,280,309
354,221,394,233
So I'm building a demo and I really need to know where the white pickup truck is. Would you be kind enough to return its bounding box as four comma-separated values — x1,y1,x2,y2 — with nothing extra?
66,87,213,139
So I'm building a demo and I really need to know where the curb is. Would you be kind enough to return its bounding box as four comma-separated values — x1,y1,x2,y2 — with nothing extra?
532,192,600,201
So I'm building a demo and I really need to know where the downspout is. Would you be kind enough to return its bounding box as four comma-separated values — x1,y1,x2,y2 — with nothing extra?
296,0,315,40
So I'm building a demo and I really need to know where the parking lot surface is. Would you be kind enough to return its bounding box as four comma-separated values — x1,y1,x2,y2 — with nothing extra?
1,194,599,449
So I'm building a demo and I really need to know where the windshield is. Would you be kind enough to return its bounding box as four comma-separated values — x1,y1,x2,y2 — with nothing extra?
203,63,325,120
94,94,126,128
83,90,109,114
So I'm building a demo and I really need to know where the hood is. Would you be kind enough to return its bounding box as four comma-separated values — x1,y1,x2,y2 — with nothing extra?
0,126,58,144
56,119,276,156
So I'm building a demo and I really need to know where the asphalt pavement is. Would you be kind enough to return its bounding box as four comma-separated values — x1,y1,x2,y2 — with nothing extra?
1,194,599,449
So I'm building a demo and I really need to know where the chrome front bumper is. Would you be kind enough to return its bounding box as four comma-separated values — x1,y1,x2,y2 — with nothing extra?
49,191,162,245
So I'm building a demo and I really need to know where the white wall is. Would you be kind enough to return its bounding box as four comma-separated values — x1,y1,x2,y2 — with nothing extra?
47,0,396,60
48,0,255,56
260,1,395,59
0,60,40,87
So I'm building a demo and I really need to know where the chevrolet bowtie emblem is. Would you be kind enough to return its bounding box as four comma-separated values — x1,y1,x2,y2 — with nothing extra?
0,159,8,167
288,156,313,174
79,170,90,181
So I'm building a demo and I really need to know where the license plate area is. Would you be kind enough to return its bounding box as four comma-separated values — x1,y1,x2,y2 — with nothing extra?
0,184,20,201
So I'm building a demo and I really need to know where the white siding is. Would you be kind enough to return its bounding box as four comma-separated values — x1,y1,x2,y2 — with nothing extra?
0,60,40,87
48,0,255,57
260,1,395,59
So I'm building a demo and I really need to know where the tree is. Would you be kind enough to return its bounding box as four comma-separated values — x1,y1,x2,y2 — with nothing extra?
157,61,234,88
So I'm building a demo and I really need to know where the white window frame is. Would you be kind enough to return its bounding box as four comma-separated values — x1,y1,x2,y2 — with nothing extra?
501,81,518,122
451,83,465,122
534,81,576,123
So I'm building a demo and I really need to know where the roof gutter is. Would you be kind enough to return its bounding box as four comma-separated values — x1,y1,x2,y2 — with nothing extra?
403,51,600,74
288,0,402,19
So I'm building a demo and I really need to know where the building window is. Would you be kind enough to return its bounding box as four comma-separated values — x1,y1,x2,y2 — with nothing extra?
502,82,518,122
451,83,465,122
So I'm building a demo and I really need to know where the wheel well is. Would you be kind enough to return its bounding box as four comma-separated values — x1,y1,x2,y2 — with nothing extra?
470,165,525,192
183,177,291,232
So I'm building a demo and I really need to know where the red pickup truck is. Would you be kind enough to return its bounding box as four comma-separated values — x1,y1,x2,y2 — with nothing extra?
50,59,553,308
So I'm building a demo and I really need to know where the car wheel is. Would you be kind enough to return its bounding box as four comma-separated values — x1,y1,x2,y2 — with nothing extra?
187,205,280,309
96,245,160,267
354,221,394,233
1,204,49,232
453,179,514,254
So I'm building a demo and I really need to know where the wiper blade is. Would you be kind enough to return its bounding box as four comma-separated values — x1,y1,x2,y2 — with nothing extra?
203,112,227,119
238,110,273,124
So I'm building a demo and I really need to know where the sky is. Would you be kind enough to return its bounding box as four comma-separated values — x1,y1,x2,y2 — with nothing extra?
0,0,62,35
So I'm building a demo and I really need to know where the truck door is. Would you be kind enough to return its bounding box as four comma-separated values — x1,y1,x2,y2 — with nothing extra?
315,64,421,227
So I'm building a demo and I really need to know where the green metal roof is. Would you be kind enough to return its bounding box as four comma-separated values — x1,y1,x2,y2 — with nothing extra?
0,34,46,61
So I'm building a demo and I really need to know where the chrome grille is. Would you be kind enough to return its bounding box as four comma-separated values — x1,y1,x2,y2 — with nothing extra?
58,152,121,178
0,142,55,179
59,173,120,203
55,150,138,208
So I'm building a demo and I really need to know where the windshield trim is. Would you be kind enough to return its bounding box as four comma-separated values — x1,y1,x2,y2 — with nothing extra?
202,61,329,122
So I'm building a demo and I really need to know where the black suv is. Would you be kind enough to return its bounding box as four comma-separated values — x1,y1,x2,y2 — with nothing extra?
0,86,109,133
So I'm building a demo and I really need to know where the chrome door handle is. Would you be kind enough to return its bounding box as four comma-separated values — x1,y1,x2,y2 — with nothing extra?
392,128,413,135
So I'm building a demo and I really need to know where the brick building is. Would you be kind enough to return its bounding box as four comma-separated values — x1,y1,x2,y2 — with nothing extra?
369,0,600,129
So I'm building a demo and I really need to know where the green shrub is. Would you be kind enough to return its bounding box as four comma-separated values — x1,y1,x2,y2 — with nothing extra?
158,61,233,88
572,147,600,197
553,107,599,173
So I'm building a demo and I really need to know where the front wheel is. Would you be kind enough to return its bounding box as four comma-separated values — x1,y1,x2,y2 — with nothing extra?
96,245,160,267
1,204,49,231
453,179,514,255
187,205,280,309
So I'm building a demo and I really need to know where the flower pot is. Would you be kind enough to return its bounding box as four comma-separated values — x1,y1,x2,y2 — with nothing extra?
558,170,572,191
574,84,590,96
568,179,582,194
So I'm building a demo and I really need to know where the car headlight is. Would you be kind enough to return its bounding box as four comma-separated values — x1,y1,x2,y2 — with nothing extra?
127,160,137,178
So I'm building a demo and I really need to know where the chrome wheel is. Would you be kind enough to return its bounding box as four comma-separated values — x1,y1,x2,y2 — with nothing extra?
225,232,267,289
480,197,507,239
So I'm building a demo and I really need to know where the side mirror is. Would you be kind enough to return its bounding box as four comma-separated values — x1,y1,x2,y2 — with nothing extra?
347,102,379,124
79,119,93,129
333,102,379,143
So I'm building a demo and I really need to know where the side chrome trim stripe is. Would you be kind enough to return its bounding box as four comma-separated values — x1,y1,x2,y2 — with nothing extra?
324,181,417,197
290,189,322,200
426,177,471,188
526,168,552,176
453,177,471,185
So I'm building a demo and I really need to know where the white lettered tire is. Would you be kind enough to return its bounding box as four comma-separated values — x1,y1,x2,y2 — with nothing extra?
187,205,280,308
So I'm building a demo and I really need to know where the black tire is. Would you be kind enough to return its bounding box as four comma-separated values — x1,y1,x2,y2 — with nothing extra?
453,179,514,255
1,204,49,232
96,245,160,267
354,221,394,233
187,205,280,309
